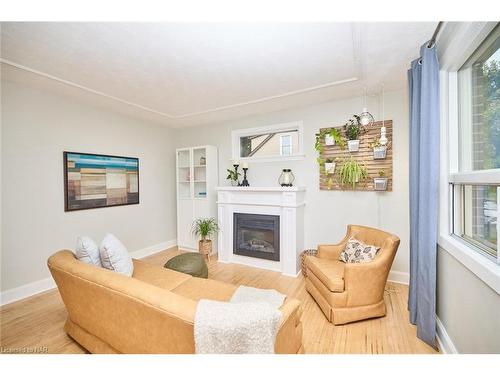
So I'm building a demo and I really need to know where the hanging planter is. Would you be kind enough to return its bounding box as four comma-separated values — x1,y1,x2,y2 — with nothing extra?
324,159,336,174
374,171,388,191
374,178,388,191
347,139,360,152
344,115,363,153
373,146,387,159
324,134,335,146
339,156,368,189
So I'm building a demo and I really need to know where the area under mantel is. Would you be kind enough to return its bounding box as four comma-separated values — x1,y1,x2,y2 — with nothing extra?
216,186,306,192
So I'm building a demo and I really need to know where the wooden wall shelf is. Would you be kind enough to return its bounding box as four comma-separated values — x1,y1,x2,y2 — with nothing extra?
318,120,393,191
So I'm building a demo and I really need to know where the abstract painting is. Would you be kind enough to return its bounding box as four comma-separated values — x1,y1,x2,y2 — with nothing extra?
64,152,139,211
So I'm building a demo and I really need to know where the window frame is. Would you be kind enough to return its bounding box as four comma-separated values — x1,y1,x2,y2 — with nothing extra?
439,21,500,294
231,121,305,163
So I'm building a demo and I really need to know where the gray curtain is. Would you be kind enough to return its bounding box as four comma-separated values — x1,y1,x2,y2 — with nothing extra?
408,42,440,348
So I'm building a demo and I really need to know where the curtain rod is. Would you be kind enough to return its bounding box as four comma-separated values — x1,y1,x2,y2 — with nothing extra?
427,21,443,48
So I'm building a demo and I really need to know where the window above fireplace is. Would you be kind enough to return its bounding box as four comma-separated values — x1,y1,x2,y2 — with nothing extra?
231,121,305,163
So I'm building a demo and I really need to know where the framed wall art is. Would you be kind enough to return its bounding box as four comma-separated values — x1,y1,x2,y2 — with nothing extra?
64,151,139,211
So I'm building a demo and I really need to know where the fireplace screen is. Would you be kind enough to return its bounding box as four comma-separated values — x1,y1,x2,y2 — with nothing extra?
233,213,280,261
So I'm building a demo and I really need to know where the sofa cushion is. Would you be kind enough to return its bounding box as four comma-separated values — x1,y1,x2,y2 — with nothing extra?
339,237,380,263
132,259,191,290
172,277,238,302
99,233,133,276
75,236,102,267
305,256,345,292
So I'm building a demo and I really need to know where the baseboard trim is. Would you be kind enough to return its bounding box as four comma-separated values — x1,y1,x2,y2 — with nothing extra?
0,277,57,307
129,239,177,259
436,316,458,354
0,238,177,306
387,270,410,285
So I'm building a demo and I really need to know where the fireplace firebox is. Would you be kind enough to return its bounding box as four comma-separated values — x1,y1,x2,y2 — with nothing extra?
233,213,280,261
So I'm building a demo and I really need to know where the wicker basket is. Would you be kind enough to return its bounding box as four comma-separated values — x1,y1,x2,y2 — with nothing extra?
300,248,318,277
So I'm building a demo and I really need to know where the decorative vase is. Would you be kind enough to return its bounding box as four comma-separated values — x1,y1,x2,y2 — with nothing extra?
200,156,206,165
373,146,387,159
324,134,335,146
230,179,238,187
373,178,388,191
348,140,360,152
324,162,336,174
199,239,212,259
278,169,295,187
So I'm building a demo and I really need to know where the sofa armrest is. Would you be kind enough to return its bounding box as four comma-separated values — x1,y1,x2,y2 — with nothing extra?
275,298,303,353
317,231,350,260
343,260,389,306
317,244,344,260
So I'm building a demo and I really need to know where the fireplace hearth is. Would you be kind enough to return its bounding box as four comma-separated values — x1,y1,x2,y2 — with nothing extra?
233,213,280,261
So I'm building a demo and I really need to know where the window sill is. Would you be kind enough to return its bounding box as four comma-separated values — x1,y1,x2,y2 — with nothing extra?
238,154,306,163
438,234,500,294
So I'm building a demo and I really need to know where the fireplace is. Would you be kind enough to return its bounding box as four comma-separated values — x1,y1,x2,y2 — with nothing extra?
233,213,280,261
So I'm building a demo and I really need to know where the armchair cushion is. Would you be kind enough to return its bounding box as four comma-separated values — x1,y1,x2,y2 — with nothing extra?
339,237,380,263
304,256,344,292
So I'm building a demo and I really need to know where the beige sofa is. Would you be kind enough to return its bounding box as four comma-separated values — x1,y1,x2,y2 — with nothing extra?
47,250,303,354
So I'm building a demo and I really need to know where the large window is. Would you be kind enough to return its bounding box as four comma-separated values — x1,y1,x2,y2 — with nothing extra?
453,25,500,263
232,121,304,162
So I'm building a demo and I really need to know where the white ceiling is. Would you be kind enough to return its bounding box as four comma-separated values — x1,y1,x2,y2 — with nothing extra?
0,22,436,127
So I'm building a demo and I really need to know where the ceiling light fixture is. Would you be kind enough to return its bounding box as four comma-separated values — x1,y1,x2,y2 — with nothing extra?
359,87,374,127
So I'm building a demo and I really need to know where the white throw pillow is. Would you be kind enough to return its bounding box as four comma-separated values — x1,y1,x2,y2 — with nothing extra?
99,233,134,276
75,236,102,267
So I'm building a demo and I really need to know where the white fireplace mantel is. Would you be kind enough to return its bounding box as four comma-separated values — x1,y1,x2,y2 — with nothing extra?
216,186,305,277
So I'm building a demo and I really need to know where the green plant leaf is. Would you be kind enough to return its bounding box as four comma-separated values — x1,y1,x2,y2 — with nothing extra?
191,218,219,241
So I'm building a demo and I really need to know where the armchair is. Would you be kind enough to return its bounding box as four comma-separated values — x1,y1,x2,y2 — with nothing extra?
304,225,400,325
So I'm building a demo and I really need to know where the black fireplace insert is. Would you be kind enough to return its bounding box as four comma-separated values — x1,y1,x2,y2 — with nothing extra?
233,213,280,261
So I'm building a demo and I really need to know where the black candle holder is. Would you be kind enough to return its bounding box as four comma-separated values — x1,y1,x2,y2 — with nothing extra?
233,164,241,186
241,167,250,186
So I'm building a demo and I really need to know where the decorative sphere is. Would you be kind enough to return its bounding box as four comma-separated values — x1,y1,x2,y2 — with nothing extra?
359,110,374,126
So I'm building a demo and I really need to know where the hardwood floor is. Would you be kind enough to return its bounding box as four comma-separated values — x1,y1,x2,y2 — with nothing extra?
0,247,438,354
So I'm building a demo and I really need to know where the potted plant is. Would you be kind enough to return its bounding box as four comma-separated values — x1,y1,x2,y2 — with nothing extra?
324,128,344,147
324,131,335,146
344,116,363,152
192,218,219,260
374,170,388,191
324,158,336,174
226,168,240,186
370,139,388,159
339,156,368,188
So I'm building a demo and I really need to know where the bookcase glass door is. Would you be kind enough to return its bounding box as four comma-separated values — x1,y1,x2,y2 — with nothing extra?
193,148,207,199
177,149,192,199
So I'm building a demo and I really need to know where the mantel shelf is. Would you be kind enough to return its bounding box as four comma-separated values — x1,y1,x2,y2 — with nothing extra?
216,186,306,192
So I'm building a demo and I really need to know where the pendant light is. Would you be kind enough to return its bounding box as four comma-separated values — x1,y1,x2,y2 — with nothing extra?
379,84,388,146
359,87,374,127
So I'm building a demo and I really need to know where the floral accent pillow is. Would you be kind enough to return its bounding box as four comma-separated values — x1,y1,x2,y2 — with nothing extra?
339,237,380,263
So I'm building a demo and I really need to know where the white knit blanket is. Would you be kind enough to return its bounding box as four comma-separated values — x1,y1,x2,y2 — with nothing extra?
194,286,286,354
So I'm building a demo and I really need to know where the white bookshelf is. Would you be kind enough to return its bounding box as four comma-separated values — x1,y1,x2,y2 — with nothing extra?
176,145,218,251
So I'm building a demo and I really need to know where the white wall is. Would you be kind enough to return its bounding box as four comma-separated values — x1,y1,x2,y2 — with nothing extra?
1,79,177,292
437,247,500,353
173,88,411,278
